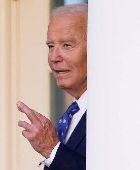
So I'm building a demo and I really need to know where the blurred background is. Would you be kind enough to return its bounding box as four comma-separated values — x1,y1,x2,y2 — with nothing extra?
0,0,87,170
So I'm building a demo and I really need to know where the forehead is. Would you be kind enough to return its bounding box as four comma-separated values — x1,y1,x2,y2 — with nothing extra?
47,13,86,41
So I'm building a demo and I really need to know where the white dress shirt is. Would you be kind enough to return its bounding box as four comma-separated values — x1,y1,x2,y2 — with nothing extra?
44,90,87,167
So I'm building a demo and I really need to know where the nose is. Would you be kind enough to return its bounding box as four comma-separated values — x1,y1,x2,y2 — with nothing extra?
49,46,63,63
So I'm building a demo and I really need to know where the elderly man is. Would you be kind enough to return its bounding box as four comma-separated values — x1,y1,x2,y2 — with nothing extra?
17,3,87,170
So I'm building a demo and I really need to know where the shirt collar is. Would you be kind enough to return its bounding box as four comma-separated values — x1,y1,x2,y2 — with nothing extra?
74,90,87,114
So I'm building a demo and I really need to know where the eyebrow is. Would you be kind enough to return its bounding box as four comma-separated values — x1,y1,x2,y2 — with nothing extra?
46,40,53,45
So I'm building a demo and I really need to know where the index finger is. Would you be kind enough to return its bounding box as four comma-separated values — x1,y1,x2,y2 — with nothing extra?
16,101,39,124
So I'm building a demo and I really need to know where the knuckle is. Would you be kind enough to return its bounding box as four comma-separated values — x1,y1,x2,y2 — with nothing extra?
43,119,48,126
28,110,33,116
23,105,33,115
43,118,50,125
29,133,36,141
34,125,43,134
37,123,43,130
23,121,27,125
43,117,48,124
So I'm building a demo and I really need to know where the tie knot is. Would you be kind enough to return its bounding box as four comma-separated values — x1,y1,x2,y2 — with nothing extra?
67,101,79,116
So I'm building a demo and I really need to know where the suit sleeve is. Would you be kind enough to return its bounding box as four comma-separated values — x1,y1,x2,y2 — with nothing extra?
44,143,86,170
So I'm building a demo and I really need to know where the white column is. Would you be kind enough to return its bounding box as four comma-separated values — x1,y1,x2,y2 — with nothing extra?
87,0,140,170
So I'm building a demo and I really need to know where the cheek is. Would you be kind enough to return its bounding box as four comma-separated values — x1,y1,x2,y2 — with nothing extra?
48,55,52,67
72,63,86,82
77,63,87,80
76,57,87,72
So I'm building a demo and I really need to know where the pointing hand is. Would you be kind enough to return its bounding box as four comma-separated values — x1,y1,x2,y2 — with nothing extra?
17,101,59,158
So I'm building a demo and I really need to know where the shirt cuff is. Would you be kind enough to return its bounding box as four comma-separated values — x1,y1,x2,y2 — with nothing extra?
44,142,60,167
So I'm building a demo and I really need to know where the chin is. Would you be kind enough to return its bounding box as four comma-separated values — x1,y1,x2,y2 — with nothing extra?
57,84,67,89
56,81,70,90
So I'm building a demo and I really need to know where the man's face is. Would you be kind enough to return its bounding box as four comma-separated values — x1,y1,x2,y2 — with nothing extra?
47,13,87,99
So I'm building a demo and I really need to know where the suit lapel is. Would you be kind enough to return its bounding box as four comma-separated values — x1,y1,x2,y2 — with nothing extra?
66,111,86,150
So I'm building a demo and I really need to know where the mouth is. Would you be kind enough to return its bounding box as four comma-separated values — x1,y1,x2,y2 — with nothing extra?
53,69,71,77
55,70,70,74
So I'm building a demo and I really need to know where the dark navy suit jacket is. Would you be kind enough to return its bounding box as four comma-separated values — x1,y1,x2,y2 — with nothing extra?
44,112,86,170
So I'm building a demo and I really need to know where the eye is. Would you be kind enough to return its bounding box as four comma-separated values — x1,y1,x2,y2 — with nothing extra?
48,45,54,50
63,43,71,48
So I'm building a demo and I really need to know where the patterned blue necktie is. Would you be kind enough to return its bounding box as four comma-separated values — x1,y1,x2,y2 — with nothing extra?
57,101,79,143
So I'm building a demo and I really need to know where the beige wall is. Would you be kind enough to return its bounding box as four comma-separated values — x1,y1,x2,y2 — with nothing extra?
0,0,51,170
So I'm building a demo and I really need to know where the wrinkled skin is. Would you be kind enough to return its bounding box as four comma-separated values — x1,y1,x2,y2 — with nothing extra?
47,13,87,99
17,101,59,158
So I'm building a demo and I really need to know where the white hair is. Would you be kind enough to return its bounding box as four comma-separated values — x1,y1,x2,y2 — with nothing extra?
51,3,88,18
